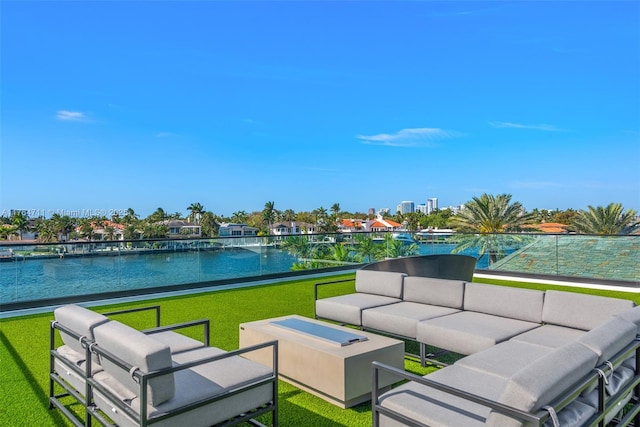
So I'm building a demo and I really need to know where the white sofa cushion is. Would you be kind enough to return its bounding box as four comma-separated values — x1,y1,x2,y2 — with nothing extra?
416,311,541,355
486,342,598,427
362,302,459,339
54,304,109,354
93,321,175,406
94,346,274,427
577,316,637,365
542,290,634,331
464,283,544,323
315,293,400,326
354,269,406,298
402,276,465,308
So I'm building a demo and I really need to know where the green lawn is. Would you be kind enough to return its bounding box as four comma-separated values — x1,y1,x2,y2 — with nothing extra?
1,273,638,426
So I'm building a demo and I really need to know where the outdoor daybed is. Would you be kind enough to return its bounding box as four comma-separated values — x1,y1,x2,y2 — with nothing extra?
50,304,278,427
314,269,640,426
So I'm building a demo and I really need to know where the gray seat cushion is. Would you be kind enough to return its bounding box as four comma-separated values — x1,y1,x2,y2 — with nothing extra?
93,346,274,427
416,311,541,355
401,276,465,308
362,302,459,339
378,365,507,427
54,345,103,393
464,282,544,323
542,290,635,331
315,293,400,326
456,340,552,379
510,324,586,349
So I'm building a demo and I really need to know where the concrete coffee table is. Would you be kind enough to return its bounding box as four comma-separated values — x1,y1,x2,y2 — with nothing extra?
239,315,404,408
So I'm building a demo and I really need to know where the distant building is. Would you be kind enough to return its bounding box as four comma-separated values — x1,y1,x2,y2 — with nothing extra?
160,220,201,238
523,223,570,234
218,223,258,237
368,215,403,232
270,221,317,236
339,219,366,233
397,201,415,214
416,204,428,214
427,198,438,214
339,215,402,233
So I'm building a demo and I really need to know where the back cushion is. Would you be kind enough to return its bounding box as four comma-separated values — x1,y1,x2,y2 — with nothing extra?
615,306,640,335
402,276,465,309
54,304,110,354
354,270,406,298
93,321,174,406
543,290,635,331
577,316,637,365
486,342,598,427
464,283,544,323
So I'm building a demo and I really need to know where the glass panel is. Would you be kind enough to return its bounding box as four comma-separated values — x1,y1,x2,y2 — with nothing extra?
0,233,637,308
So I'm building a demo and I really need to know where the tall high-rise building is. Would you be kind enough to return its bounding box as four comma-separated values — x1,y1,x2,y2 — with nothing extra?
416,204,428,214
397,201,415,214
427,198,438,214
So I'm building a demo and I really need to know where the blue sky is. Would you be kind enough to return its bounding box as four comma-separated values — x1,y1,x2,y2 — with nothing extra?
2,1,639,218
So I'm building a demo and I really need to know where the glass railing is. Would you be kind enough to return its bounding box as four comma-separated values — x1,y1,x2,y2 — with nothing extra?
0,232,637,309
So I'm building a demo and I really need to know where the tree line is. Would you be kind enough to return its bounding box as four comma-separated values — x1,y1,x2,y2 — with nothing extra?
1,195,638,242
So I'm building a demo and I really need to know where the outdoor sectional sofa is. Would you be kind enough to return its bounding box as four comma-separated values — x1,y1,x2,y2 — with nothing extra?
50,304,278,427
314,269,640,426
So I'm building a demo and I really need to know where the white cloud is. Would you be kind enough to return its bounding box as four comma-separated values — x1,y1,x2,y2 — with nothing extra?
56,110,88,121
489,121,565,132
357,127,461,147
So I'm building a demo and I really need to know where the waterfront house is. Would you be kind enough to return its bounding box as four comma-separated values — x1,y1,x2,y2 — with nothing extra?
366,215,402,232
338,215,402,234
270,221,317,236
159,220,202,238
218,222,258,237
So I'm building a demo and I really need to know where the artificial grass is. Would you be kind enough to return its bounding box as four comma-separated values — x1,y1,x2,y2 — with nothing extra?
1,273,638,426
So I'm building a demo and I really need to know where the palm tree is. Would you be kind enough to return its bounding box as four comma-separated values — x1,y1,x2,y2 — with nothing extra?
380,233,419,259
142,223,169,239
187,202,205,224
199,211,219,237
330,203,341,219
35,219,56,242
449,193,535,264
231,211,249,223
450,194,533,233
572,203,639,235
262,201,276,233
282,209,296,222
10,211,29,240
123,208,139,225
281,235,312,260
123,225,139,240
146,208,166,223
353,234,381,263
103,225,116,241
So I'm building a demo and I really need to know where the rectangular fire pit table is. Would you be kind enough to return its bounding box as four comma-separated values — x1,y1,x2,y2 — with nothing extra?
239,315,404,408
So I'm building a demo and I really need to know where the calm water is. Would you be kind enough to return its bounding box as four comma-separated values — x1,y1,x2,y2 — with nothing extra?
0,248,297,304
0,243,480,305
